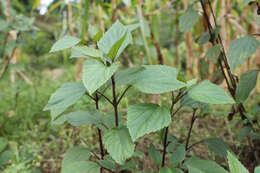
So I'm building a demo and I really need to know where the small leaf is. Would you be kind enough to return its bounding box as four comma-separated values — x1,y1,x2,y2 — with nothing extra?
235,70,259,102
88,24,102,41
227,152,249,173
132,65,186,94
228,36,259,71
103,127,135,164
179,7,199,33
44,83,86,120
127,103,171,141
197,32,211,45
82,59,120,94
148,144,162,166
204,138,231,157
170,145,186,165
206,44,221,63
171,168,184,173
185,157,229,173
50,35,81,52
108,31,128,60
98,20,133,60
188,80,235,104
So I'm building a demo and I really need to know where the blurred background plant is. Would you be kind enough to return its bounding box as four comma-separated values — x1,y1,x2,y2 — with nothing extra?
0,0,259,172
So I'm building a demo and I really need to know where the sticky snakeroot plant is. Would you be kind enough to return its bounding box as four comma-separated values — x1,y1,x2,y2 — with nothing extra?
44,21,256,173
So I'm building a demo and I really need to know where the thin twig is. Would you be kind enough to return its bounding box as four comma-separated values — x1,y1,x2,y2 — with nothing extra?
117,85,131,105
185,109,197,150
96,90,113,105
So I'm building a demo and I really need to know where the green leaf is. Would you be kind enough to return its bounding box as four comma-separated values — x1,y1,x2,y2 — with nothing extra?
185,157,229,173
206,44,221,63
0,138,8,153
170,145,186,165
148,144,162,166
62,161,100,173
227,152,249,173
255,166,260,173
179,7,199,33
88,24,102,42
103,127,135,164
159,167,174,173
82,59,120,94
62,146,92,173
58,110,103,126
98,159,116,170
180,95,208,110
127,103,171,141
197,32,211,45
50,35,81,52
43,83,86,120
112,67,145,86
70,46,103,59
133,65,186,94
204,138,231,157
108,31,128,60
98,20,132,60
235,70,259,102
228,36,259,71
188,80,235,104
126,23,140,32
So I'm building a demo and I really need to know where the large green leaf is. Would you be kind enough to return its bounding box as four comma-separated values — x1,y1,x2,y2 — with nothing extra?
170,145,186,165
132,65,186,94
82,59,120,94
235,70,259,103
112,66,145,86
185,157,228,173
43,83,86,120
204,138,231,157
148,144,162,166
70,46,103,59
227,152,249,173
50,35,81,52
54,110,103,126
97,21,133,60
228,36,259,71
127,103,171,141
179,7,199,33
103,127,135,164
61,146,93,173
255,166,260,173
62,161,100,173
188,80,235,104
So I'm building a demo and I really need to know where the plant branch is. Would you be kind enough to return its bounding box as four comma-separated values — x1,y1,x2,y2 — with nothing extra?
161,126,169,167
96,90,113,105
111,75,119,127
117,85,131,105
185,109,197,150
95,93,105,173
